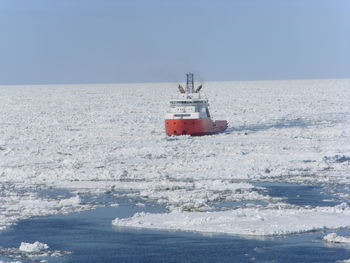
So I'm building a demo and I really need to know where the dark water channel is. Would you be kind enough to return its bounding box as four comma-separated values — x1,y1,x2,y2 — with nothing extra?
256,182,343,207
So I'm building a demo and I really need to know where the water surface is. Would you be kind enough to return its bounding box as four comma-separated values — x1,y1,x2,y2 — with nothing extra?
1,184,350,263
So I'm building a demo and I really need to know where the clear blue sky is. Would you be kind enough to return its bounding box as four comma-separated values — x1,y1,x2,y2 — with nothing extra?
1,0,349,85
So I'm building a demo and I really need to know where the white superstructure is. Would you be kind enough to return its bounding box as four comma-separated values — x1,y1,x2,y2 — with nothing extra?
165,94,210,120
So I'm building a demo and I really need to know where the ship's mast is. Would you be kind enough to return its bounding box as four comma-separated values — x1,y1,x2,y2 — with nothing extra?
186,73,194,94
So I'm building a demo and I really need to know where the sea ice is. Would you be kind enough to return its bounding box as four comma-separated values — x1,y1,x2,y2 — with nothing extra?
19,241,49,253
0,79,349,234
112,203,350,236
58,195,81,206
323,233,350,244
0,242,70,262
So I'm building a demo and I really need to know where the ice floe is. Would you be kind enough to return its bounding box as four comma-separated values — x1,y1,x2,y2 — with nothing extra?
113,203,350,236
323,233,350,244
19,241,49,253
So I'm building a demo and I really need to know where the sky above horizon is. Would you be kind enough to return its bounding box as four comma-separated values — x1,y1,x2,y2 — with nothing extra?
1,0,349,85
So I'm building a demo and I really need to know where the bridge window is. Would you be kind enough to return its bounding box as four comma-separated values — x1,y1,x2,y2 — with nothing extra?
174,114,191,117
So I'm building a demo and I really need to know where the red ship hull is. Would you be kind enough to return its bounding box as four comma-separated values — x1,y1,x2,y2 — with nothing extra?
165,118,228,136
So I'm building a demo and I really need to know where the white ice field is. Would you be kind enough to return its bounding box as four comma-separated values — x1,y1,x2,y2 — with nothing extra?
0,79,349,236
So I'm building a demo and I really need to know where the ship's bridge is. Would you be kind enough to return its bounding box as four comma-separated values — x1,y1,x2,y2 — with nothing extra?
166,93,211,120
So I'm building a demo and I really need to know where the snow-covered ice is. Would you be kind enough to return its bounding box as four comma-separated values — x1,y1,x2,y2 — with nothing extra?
18,241,49,253
112,203,350,236
323,233,350,244
0,79,349,234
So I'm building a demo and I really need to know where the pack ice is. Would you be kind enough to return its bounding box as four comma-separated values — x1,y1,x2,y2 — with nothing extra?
0,79,349,236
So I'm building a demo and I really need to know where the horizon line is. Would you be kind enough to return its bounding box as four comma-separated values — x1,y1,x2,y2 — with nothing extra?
1,77,349,87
